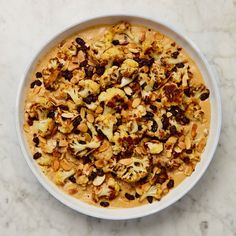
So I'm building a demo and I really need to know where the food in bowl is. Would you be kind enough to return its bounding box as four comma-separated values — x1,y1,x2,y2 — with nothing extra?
23,22,210,208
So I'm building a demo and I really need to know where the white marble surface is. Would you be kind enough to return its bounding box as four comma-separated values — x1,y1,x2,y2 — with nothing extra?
0,0,235,235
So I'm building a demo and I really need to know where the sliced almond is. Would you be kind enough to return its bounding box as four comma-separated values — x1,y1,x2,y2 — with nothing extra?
87,113,94,123
119,158,133,165
95,106,103,114
61,112,75,118
185,136,191,150
68,188,78,195
132,98,141,108
78,123,88,133
99,140,110,152
92,175,106,186
84,133,92,142
60,159,73,171
124,86,133,96
95,159,105,168
52,159,60,171
191,123,198,139
197,138,206,152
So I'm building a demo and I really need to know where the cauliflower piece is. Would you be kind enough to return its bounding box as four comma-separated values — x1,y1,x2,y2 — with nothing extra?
78,80,100,98
92,177,120,202
37,155,52,166
115,155,150,183
98,88,127,104
95,114,117,141
54,169,75,185
120,59,139,77
65,88,82,104
120,77,134,87
101,47,123,61
40,139,57,154
33,118,54,137
70,138,101,154
140,184,162,202
146,141,163,154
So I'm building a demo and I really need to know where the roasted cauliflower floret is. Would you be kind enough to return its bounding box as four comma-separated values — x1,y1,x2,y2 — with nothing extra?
146,141,163,154
101,47,123,61
120,59,139,77
65,87,82,104
140,184,163,202
70,138,101,155
98,87,128,104
92,177,120,202
78,80,100,98
54,169,75,185
33,118,54,137
95,114,117,141
115,155,150,183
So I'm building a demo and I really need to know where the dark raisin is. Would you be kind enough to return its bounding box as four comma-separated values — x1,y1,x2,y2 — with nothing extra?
88,171,97,181
141,82,147,89
61,70,73,81
30,81,36,88
72,115,82,127
68,175,76,183
135,192,140,198
80,60,88,67
47,111,55,118
75,37,85,46
176,62,185,68
76,105,82,113
184,88,191,97
80,44,89,52
96,65,105,76
150,104,157,112
171,51,179,59
183,156,190,164
112,39,120,45
73,129,80,134
33,152,42,160
144,111,154,120
125,193,135,200
100,201,109,207
83,94,96,104
35,80,42,86
138,125,142,131
85,65,94,78
156,98,161,102
96,168,104,176
169,125,177,135
200,92,210,101
185,149,192,154
167,179,174,189
32,137,39,146
79,140,86,144
162,114,169,130
83,156,92,164
147,196,153,203
35,72,42,78
181,116,190,125
153,81,159,90
151,120,158,132
59,105,69,111
27,119,34,126
171,42,176,47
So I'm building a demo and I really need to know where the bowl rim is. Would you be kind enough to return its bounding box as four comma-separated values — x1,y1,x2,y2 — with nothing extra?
16,14,222,220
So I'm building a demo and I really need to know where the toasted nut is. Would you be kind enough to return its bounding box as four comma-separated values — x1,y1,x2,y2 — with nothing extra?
60,159,73,171
92,175,106,186
184,165,193,176
68,188,78,195
87,113,94,123
178,141,186,150
95,159,105,168
185,136,191,150
197,138,206,152
191,123,198,138
59,139,68,147
52,159,60,171
80,107,86,119
132,98,141,108
119,158,133,165
78,123,88,133
61,112,74,118
84,133,92,142
124,86,133,96
95,106,103,114
99,140,110,152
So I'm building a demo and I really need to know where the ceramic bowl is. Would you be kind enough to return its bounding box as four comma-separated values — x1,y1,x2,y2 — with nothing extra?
16,15,221,220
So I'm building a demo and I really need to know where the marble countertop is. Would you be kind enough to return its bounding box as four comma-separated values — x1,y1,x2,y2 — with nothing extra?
0,0,235,235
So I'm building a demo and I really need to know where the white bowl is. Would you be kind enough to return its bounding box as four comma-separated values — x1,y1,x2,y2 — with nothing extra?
16,15,221,220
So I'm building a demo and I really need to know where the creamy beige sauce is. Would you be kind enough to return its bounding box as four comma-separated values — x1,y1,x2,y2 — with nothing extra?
24,24,211,208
